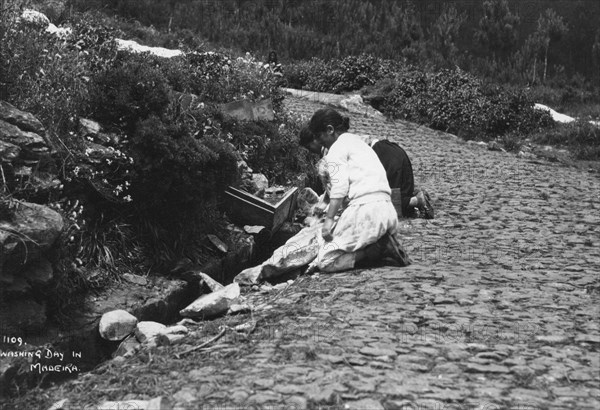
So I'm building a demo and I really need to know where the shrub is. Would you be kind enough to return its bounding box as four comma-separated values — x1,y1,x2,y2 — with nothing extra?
531,120,600,160
128,115,239,266
377,68,554,140
225,110,317,187
88,53,172,132
284,54,402,93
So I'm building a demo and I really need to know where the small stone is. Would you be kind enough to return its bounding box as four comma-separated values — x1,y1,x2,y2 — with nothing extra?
233,265,263,285
253,378,275,389
179,283,240,319
510,366,535,379
575,334,600,344
230,390,249,403
318,354,345,364
273,384,305,394
535,335,570,344
569,370,595,381
359,346,396,357
433,296,454,305
287,396,309,410
347,357,367,366
113,334,141,358
99,310,138,341
197,272,224,292
344,398,384,410
305,384,335,403
173,387,196,404
207,234,228,253
464,363,510,374
246,392,280,404
47,399,69,410
135,321,167,345
122,273,148,286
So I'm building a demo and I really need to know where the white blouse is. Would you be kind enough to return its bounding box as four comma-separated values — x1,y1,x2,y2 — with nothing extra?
324,132,390,200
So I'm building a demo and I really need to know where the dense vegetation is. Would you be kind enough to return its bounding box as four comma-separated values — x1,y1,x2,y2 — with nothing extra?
1,0,598,320
65,0,600,87
0,2,317,317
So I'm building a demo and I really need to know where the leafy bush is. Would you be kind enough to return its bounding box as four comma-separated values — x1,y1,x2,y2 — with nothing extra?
128,115,240,265
88,53,171,132
531,120,600,160
377,68,553,140
225,110,317,187
284,54,401,93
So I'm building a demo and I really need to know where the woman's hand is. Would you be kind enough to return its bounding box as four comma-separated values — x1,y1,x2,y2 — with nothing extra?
322,217,335,242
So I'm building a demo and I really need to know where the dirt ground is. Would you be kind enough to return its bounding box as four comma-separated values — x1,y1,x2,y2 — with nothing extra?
2,95,599,410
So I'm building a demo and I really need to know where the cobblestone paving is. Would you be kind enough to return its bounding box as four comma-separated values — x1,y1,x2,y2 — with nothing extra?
7,97,600,410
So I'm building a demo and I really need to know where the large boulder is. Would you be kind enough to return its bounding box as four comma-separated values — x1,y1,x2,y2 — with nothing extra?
99,310,139,341
0,120,47,154
0,201,63,282
0,101,45,135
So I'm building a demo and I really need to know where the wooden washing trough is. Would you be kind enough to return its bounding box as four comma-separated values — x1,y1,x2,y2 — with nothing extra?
224,186,299,232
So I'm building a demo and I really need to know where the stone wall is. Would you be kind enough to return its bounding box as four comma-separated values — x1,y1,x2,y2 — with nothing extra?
1,101,64,335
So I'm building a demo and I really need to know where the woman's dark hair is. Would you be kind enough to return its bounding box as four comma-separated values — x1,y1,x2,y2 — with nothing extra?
298,125,315,148
309,108,350,134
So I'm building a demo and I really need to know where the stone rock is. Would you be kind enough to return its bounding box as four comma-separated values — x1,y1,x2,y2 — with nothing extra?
227,302,252,315
20,9,50,28
207,234,228,253
122,273,148,286
243,225,267,235
0,140,20,162
81,140,118,164
487,141,505,152
135,321,167,345
47,398,69,410
173,387,196,404
79,117,101,136
464,363,510,374
113,334,141,358
575,334,600,344
535,334,570,344
0,201,63,262
251,173,269,192
345,398,385,410
0,101,45,135
157,333,186,347
179,283,240,319
197,272,224,292
233,265,263,285
99,310,138,341
0,120,47,153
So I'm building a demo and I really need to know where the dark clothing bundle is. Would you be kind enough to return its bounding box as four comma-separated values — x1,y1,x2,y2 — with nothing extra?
371,140,415,217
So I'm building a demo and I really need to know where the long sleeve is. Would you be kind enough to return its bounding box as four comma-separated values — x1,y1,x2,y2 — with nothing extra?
324,133,390,201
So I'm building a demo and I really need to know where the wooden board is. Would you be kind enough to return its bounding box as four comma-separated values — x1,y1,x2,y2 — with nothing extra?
224,186,298,232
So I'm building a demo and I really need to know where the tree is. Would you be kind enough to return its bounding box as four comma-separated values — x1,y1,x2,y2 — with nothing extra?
474,0,520,62
429,4,467,63
535,9,568,83
593,30,600,87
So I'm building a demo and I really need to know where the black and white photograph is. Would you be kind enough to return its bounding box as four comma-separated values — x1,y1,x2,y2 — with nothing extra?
1,0,599,409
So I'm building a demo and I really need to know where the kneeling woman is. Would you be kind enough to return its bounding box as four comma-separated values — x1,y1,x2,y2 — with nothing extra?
308,108,410,272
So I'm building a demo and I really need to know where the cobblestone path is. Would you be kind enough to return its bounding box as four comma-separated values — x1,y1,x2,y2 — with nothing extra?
6,96,600,410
